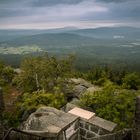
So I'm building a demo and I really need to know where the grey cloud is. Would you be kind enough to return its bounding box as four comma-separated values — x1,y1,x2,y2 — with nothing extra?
0,0,25,6
96,0,131,3
79,0,140,22
0,0,19,4
30,0,85,7
0,7,35,19
0,0,29,9
0,0,139,28
0,9,20,18
108,1,140,20
0,0,34,19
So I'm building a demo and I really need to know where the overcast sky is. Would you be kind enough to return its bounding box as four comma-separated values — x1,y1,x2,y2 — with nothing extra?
0,0,139,29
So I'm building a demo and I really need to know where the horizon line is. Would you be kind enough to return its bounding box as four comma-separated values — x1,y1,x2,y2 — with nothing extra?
0,25,139,30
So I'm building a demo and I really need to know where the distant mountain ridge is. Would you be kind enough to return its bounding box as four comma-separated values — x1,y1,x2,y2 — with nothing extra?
0,33,96,47
0,26,140,42
68,27,140,39
0,26,78,42
0,26,140,70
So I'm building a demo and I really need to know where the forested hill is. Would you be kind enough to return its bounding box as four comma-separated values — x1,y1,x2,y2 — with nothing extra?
0,33,95,47
69,27,140,39
0,26,140,70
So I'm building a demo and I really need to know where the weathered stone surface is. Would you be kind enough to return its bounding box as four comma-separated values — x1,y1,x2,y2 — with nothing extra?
70,78,93,88
80,128,86,136
70,78,102,98
80,121,85,128
86,86,102,93
65,120,79,139
86,131,96,138
21,106,78,138
21,108,36,121
70,78,92,98
74,120,79,130
70,132,79,140
14,68,21,74
57,132,63,140
80,136,87,140
6,105,131,140
62,103,78,112
73,85,87,97
90,125,99,134
85,123,89,130
9,132,41,140
98,128,109,135
88,116,117,132
70,98,81,105
65,106,117,139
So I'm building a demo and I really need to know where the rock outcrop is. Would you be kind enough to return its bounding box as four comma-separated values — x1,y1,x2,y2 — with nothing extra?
21,106,78,139
19,106,117,140
70,78,101,98
70,78,93,88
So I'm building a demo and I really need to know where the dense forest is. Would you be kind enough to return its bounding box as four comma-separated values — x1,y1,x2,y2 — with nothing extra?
0,54,140,130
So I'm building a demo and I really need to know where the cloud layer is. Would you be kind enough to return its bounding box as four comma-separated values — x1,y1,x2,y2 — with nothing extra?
0,0,139,29
31,0,85,7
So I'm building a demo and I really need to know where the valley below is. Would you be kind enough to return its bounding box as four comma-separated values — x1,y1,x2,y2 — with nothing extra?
0,27,140,70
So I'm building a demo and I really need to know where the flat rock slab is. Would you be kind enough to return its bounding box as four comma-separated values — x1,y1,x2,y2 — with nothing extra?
86,86,102,93
70,78,93,88
22,106,78,136
68,107,95,120
68,107,117,132
89,116,117,132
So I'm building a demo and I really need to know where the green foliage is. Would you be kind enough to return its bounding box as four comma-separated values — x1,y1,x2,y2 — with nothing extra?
19,91,66,110
122,72,140,90
0,78,7,86
80,83,139,129
0,61,15,87
0,56,140,130
2,66,15,82
15,54,74,93
79,67,108,86
78,65,139,88
0,61,4,72
2,112,20,127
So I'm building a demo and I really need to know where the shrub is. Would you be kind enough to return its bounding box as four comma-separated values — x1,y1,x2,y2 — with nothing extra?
122,72,140,90
19,91,66,110
80,83,139,129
